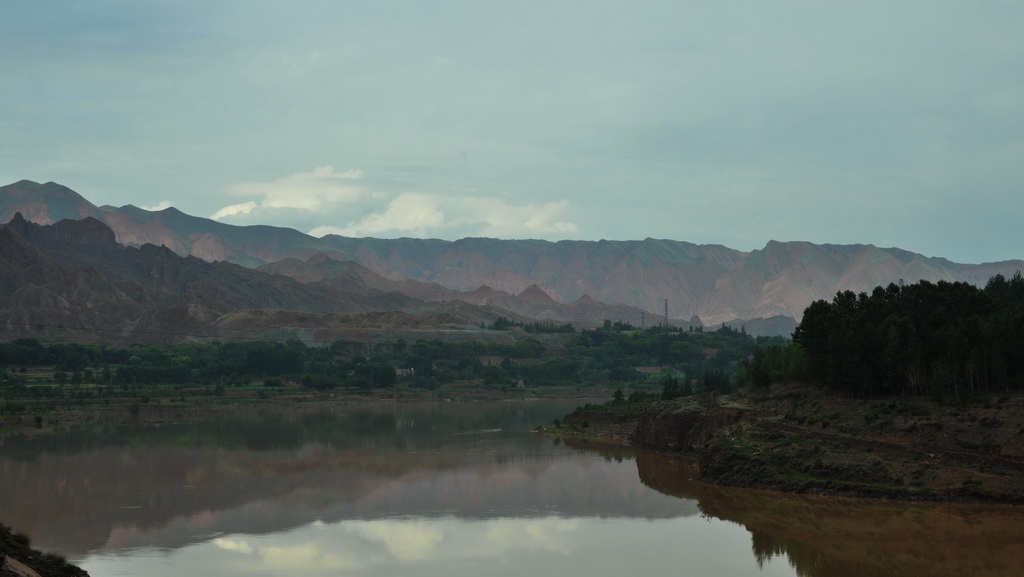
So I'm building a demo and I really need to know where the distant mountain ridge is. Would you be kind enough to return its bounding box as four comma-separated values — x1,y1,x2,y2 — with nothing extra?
3,179,1022,333
0,212,652,344
0,218,215,344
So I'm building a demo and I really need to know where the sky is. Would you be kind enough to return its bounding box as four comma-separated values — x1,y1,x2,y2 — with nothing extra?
2,0,1022,263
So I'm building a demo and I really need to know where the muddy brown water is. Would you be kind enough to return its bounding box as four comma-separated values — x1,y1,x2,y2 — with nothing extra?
1,400,1022,577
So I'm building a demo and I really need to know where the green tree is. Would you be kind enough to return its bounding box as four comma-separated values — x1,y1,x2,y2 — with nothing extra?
661,375,681,400
700,369,731,394
481,364,509,385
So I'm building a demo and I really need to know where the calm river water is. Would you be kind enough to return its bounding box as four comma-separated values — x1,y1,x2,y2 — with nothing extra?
2,400,1023,577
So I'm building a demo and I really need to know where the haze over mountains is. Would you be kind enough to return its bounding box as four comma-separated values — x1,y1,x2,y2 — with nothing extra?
2,179,1022,343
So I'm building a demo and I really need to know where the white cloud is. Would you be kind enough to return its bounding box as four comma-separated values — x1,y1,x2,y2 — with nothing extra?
215,167,580,240
211,166,365,220
140,200,174,211
256,543,357,573
212,538,254,555
309,193,579,239
464,198,579,238
210,201,258,220
311,193,446,237
351,194,448,236
217,516,590,575
485,517,580,555
349,521,445,561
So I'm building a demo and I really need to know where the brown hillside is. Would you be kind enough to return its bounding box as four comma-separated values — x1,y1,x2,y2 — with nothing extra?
5,180,1023,334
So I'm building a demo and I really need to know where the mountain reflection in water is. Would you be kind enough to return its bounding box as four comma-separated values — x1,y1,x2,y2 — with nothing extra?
0,402,693,555
1,401,1022,577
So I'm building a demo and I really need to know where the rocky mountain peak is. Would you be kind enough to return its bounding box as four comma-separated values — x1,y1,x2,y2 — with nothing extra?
572,294,598,306
517,285,556,302
3,212,118,252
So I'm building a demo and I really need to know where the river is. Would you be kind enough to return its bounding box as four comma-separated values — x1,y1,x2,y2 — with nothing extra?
1,400,1023,576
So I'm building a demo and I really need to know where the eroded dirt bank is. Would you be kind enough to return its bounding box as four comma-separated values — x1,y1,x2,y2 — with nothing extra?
552,385,1024,503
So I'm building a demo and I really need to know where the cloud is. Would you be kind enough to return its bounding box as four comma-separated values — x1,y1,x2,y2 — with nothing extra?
328,193,447,237
463,198,578,238
212,537,254,555
140,200,174,211
213,539,356,574
210,201,258,220
215,167,579,240
309,193,579,239
349,521,445,561
485,517,580,555
256,543,357,573
211,166,365,221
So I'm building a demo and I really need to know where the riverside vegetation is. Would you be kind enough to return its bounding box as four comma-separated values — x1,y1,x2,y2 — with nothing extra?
0,320,773,425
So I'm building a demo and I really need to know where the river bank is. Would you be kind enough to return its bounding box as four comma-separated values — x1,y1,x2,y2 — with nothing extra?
545,383,1024,503
0,524,87,577
1,382,614,431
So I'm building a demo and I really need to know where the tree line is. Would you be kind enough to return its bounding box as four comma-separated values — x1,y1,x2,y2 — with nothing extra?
13,274,1018,402
0,322,768,395
780,273,1024,399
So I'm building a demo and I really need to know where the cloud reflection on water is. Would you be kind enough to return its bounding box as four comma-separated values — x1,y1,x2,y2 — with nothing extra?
90,514,788,577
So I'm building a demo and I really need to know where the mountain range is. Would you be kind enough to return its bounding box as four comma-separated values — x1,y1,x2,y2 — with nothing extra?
2,179,1022,344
